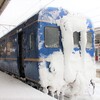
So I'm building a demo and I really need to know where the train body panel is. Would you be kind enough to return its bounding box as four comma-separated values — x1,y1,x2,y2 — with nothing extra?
0,32,20,76
6,33,19,75
23,21,39,81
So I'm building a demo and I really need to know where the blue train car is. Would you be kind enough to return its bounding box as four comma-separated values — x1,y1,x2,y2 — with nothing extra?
0,7,95,96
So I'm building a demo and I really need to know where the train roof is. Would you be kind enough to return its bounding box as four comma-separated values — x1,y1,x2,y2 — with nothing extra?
38,7,68,22
86,19,94,29
0,7,68,40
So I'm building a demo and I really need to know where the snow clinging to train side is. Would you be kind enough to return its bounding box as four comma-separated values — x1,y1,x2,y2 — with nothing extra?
39,51,65,95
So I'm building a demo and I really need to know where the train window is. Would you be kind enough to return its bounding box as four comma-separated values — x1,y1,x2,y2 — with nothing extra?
7,42,13,55
95,48,98,56
86,32,92,48
73,32,80,48
29,33,34,50
95,40,99,44
0,45,2,55
45,27,60,48
0,42,6,56
0,45,3,56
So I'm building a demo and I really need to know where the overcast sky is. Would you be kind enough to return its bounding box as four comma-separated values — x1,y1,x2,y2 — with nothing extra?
0,0,100,37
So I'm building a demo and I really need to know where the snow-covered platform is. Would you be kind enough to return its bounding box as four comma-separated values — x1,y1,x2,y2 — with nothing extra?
76,77,100,100
0,71,56,100
0,70,100,100
95,62,100,78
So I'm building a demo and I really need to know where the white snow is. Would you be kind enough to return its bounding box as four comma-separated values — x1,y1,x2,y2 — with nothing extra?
0,71,56,100
39,51,65,96
0,67,100,100
38,7,68,24
38,8,59,23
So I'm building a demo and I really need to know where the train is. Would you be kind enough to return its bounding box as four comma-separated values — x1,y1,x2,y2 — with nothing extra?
0,7,95,98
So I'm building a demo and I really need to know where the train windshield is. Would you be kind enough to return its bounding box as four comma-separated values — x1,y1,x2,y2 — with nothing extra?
45,27,60,48
73,32,92,49
73,32,80,48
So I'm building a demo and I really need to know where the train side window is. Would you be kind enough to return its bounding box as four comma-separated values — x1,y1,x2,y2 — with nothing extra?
45,27,60,48
86,32,92,48
0,45,3,56
29,33,34,50
7,42,12,55
73,32,80,48
0,45,2,56
0,42,6,56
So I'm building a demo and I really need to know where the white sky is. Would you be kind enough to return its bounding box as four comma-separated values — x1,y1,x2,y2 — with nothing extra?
0,0,100,37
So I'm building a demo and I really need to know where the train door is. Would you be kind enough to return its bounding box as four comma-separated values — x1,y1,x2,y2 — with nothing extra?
23,30,39,82
18,31,25,78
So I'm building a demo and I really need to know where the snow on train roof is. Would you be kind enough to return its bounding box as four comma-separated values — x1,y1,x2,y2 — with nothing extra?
86,19,94,29
38,7,68,23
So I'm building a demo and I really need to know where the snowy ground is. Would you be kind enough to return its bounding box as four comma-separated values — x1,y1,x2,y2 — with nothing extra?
95,62,100,69
0,73,99,100
0,63,100,100
76,82,100,100
0,71,56,100
76,62,100,100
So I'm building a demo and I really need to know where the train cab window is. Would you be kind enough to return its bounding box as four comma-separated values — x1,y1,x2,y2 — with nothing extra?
45,27,60,48
86,32,92,49
73,32,80,48
29,33,34,50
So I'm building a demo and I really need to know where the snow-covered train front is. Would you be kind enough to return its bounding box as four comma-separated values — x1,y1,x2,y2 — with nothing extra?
38,7,95,98
0,7,95,99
